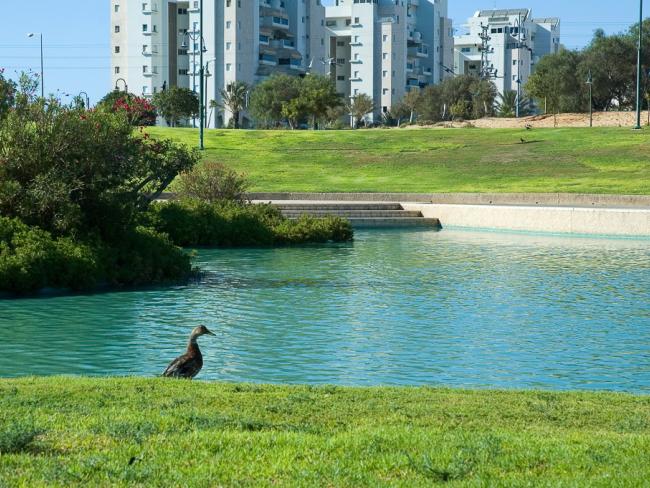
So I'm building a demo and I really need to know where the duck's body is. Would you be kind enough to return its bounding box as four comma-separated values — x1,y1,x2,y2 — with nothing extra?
163,325,215,379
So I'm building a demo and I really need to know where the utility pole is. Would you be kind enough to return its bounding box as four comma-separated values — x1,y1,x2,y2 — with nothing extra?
478,24,497,81
199,0,205,149
516,14,522,118
635,0,644,130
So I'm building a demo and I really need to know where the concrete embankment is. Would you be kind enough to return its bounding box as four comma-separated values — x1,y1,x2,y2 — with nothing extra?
249,193,650,237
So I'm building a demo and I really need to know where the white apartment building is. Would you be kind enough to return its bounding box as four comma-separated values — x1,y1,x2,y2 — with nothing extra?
111,0,328,127
453,9,560,96
325,0,453,120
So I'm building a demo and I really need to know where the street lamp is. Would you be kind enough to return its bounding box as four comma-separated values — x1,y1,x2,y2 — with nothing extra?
198,0,205,150
634,0,644,129
27,33,44,98
115,78,128,92
586,70,593,128
78,91,90,109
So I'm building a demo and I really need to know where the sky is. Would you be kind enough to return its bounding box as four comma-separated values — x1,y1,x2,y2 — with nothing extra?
0,0,645,106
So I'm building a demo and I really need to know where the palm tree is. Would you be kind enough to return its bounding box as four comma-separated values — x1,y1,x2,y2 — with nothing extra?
219,81,249,129
496,90,531,118
346,93,374,128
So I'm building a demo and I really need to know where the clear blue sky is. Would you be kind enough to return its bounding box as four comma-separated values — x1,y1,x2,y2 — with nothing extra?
0,0,645,105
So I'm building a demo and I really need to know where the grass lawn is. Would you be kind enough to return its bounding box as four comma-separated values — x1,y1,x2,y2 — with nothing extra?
1,378,649,486
148,127,650,194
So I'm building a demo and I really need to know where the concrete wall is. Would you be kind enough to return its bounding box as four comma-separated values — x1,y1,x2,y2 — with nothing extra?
402,203,650,237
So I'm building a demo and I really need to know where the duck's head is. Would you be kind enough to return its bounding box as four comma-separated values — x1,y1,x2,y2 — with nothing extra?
191,325,217,338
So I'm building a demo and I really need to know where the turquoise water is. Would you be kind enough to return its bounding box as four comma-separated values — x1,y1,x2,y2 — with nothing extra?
1,229,649,392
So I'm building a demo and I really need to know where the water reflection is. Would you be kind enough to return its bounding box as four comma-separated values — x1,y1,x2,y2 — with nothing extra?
1,229,649,392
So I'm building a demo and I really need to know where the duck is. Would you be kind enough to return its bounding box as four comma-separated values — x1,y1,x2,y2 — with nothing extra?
162,325,216,379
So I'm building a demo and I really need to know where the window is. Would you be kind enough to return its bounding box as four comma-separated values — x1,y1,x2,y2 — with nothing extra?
226,63,232,71
461,47,471,53
382,52,387,60
345,19,351,26
383,88,388,95
382,70,387,78
179,69,189,75
354,17,360,24
226,42,231,50
383,34,388,42
142,44,148,53
226,21,231,29
143,86,148,94
226,0,231,5
178,8,188,14
326,20,336,27
142,24,148,32
513,60,517,65
114,66,120,74
337,75,344,81
114,46,120,53
114,4,119,13
143,65,148,73
353,71,358,78
337,40,345,46
114,26,120,33
178,48,188,55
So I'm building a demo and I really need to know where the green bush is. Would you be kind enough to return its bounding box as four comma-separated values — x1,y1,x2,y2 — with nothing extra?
147,200,353,247
176,161,250,204
0,217,191,294
0,217,100,293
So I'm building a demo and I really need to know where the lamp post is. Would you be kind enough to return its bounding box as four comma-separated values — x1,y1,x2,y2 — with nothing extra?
181,29,201,127
115,78,128,92
78,91,90,109
586,70,593,128
27,33,44,98
635,0,644,129
199,0,205,150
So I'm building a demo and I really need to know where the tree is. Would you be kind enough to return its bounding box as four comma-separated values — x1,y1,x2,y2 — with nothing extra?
494,90,531,118
578,34,635,110
346,93,374,128
152,86,199,127
218,81,249,129
0,101,198,238
526,49,584,124
299,74,341,129
249,74,300,127
97,91,157,126
401,90,421,124
417,84,444,123
0,69,16,120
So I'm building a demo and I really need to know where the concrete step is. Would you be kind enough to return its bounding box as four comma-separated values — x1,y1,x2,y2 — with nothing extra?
281,210,424,218
273,203,403,211
348,218,442,228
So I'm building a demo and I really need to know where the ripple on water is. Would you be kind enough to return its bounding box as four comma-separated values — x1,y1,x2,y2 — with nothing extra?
1,228,649,392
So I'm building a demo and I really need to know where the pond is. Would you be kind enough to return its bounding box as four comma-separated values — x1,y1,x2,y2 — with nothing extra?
1,228,649,392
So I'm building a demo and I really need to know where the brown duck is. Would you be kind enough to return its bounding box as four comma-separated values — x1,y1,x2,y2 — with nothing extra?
162,325,216,379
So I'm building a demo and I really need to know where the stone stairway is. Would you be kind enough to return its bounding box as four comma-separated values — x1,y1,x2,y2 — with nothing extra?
270,202,441,228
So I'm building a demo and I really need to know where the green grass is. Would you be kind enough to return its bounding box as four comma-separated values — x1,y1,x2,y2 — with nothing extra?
147,127,650,194
1,378,649,486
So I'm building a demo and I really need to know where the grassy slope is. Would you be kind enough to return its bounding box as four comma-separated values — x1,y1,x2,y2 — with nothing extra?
1,378,649,486
148,127,650,194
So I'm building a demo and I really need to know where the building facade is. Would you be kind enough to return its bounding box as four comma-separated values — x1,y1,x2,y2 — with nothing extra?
453,9,560,96
324,0,453,120
110,0,452,126
111,0,328,127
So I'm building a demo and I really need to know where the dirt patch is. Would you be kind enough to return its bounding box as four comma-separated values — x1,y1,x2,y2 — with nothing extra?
411,112,650,129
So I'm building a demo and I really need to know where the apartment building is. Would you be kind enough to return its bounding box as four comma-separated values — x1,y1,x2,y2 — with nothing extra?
453,9,561,96
111,0,327,127
324,0,453,120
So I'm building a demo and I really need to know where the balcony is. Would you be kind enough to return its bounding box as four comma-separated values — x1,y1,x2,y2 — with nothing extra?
407,78,420,87
408,0,419,5
142,26,158,37
259,53,277,66
143,67,158,77
289,59,303,70
142,3,158,14
271,38,295,50
408,46,429,58
259,34,270,46
422,67,432,76
262,16,290,30
260,0,285,14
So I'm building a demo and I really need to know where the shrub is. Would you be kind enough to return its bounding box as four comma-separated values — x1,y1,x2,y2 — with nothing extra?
100,226,192,287
97,91,157,126
0,217,100,293
176,162,250,204
147,200,353,247
0,217,191,294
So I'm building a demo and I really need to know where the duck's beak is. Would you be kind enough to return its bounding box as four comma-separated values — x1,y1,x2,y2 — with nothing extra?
205,329,217,336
